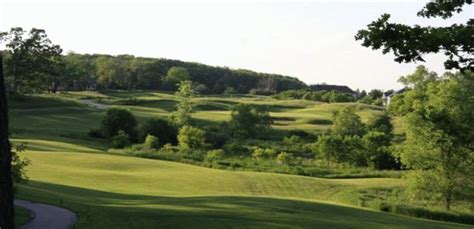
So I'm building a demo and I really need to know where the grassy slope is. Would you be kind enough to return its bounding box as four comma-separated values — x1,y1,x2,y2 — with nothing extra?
17,145,467,228
9,92,468,228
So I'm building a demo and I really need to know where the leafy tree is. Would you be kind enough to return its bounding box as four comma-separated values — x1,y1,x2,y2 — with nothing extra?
96,55,133,89
144,134,160,149
324,91,356,103
394,68,474,210
171,80,195,126
362,131,397,170
368,89,383,100
367,112,393,135
316,134,344,168
229,104,272,138
47,55,66,93
130,58,161,90
138,118,177,146
163,67,190,91
178,125,206,149
1,27,63,93
356,1,473,72
63,52,97,90
341,135,365,166
332,106,366,136
101,108,137,141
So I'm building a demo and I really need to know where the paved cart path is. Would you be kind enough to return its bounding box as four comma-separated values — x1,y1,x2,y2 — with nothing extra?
15,199,77,229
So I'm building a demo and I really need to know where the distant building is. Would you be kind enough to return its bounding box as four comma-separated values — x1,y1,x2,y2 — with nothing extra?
309,84,355,95
383,87,408,106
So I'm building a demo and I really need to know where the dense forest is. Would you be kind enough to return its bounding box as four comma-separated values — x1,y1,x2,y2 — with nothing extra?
59,53,308,94
1,28,308,95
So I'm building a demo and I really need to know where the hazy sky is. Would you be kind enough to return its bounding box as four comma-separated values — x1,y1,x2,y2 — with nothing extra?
1,0,472,90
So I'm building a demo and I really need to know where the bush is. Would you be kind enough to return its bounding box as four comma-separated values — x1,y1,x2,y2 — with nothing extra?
101,108,137,141
12,145,30,185
205,149,225,161
138,118,177,145
223,142,249,156
178,125,207,149
276,152,293,165
287,130,314,140
111,130,131,149
391,205,474,225
144,134,160,149
358,95,374,105
252,148,276,160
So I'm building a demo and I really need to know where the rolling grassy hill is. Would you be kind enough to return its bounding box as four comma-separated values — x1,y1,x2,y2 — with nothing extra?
16,142,467,228
9,91,469,228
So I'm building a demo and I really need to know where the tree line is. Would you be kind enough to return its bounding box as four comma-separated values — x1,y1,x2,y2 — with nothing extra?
1,27,306,95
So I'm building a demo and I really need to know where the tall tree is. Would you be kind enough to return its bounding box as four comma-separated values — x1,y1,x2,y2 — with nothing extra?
355,1,473,72
0,53,15,228
171,80,195,127
1,27,62,93
229,103,272,138
391,68,474,210
331,106,366,136
163,67,190,91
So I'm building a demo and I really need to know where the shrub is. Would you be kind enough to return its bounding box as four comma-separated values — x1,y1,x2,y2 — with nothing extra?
283,135,304,145
101,108,137,141
138,118,177,145
144,134,160,149
223,142,249,156
178,125,207,149
205,149,225,161
111,130,131,149
358,95,374,105
252,148,276,160
276,152,293,165
373,98,384,106
287,130,314,140
162,143,177,153
12,144,30,185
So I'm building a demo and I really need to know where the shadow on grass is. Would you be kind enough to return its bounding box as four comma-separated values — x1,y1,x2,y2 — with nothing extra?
17,181,467,229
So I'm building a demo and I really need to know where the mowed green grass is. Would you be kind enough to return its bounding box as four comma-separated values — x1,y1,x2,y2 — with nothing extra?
23,90,382,133
15,142,467,228
10,91,466,228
